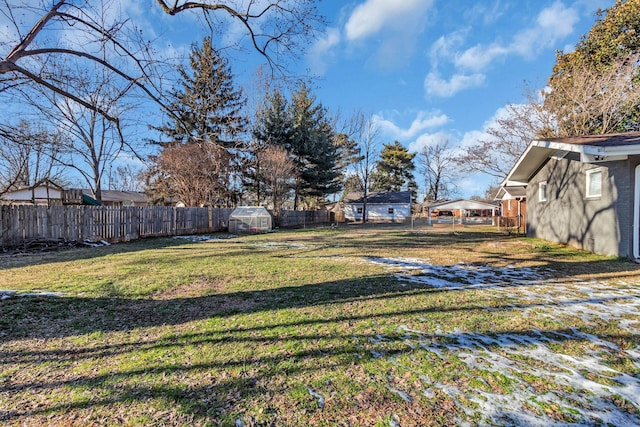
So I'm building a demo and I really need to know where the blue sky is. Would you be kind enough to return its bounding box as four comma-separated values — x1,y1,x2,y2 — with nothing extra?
1,1,615,198
295,0,613,198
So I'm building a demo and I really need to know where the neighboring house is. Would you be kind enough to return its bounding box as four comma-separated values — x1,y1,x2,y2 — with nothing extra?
98,190,148,207
423,199,499,225
3,185,148,207
0,180,64,205
343,191,411,222
494,186,527,233
501,132,640,258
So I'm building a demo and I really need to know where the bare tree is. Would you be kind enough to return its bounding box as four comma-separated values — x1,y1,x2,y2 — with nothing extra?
149,142,231,207
420,140,458,202
24,62,137,202
110,164,144,192
351,113,379,223
0,1,323,123
256,145,295,217
454,99,549,180
0,120,65,196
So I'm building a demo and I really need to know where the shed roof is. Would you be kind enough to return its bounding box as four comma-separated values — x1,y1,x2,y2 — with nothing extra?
344,191,411,204
230,206,272,217
98,190,148,204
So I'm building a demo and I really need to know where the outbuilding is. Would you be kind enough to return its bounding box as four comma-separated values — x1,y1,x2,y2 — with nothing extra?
228,206,273,234
343,191,412,222
424,199,498,225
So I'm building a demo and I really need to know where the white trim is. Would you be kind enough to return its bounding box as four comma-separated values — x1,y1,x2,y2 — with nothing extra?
539,181,547,202
586,168,602,198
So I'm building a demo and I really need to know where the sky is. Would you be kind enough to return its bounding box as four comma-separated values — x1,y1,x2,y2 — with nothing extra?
299,0,613,198
0,0,616,199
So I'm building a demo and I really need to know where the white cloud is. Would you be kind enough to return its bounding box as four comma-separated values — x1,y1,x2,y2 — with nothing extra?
459,129,488,149
373,111,450,140
306,27,341,75
454,1,579,71
455,43,509,72
344,0,433,41
424,72,485,98
509,1,579,57
425,1,581,98
429,31,467,68
407,131,451,153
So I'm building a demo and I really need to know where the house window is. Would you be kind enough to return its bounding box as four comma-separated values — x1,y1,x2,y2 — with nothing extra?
507,199,511,210
388,207,394,214
539,181,547,202
356,207,363,214
586,168,602,198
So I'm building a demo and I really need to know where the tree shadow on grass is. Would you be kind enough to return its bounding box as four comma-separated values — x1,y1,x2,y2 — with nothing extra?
3,320,638,425
2,260,640,425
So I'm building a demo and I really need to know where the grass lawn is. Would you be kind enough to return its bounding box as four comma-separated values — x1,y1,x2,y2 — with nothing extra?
1,224,640,426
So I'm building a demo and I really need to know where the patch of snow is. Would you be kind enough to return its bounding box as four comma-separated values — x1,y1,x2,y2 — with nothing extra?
307,387,325,409
364,257,547,289
172,235,233,242
256,242,310,250
387,386,412,403
0,289,62,299
363,257,640,426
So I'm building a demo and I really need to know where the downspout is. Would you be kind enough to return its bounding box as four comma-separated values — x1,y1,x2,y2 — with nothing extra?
633,165,640,261
517,198,521,235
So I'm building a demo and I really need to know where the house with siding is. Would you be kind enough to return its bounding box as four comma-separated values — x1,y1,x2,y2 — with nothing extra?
3,185,148,207
501,132,640,258
0,180,64,205
343,191,411,222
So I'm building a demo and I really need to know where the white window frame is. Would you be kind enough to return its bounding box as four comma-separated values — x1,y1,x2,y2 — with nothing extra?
539,181,547,202
586,168,602,198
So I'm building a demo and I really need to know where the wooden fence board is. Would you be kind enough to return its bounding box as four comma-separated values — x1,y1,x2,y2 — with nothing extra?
0,205,326,248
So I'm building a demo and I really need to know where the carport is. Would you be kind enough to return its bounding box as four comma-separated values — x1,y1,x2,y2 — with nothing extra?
424,199,499,226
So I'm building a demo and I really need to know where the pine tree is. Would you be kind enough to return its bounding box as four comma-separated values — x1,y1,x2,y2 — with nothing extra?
248,90,292,204
155,37,247,147
252,85,341,209
289,85,341,208
150,37,247,206
371,141,417,198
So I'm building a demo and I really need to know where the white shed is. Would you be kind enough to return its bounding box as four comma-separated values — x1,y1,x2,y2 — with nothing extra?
343,191,412,222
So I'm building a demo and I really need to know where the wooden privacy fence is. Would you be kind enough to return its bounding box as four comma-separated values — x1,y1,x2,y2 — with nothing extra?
0,205,233,247
0,205,331,248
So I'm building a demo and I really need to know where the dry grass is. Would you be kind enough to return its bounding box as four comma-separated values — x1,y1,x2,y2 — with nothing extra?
1,224,639,426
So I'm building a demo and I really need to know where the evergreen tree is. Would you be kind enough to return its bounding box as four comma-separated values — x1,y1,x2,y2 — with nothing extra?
370,141,417,198
333,132,361,192
288,85,342,208
155,37,247,147
248,90,292,204
150,37,247,206
249,85,342,209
